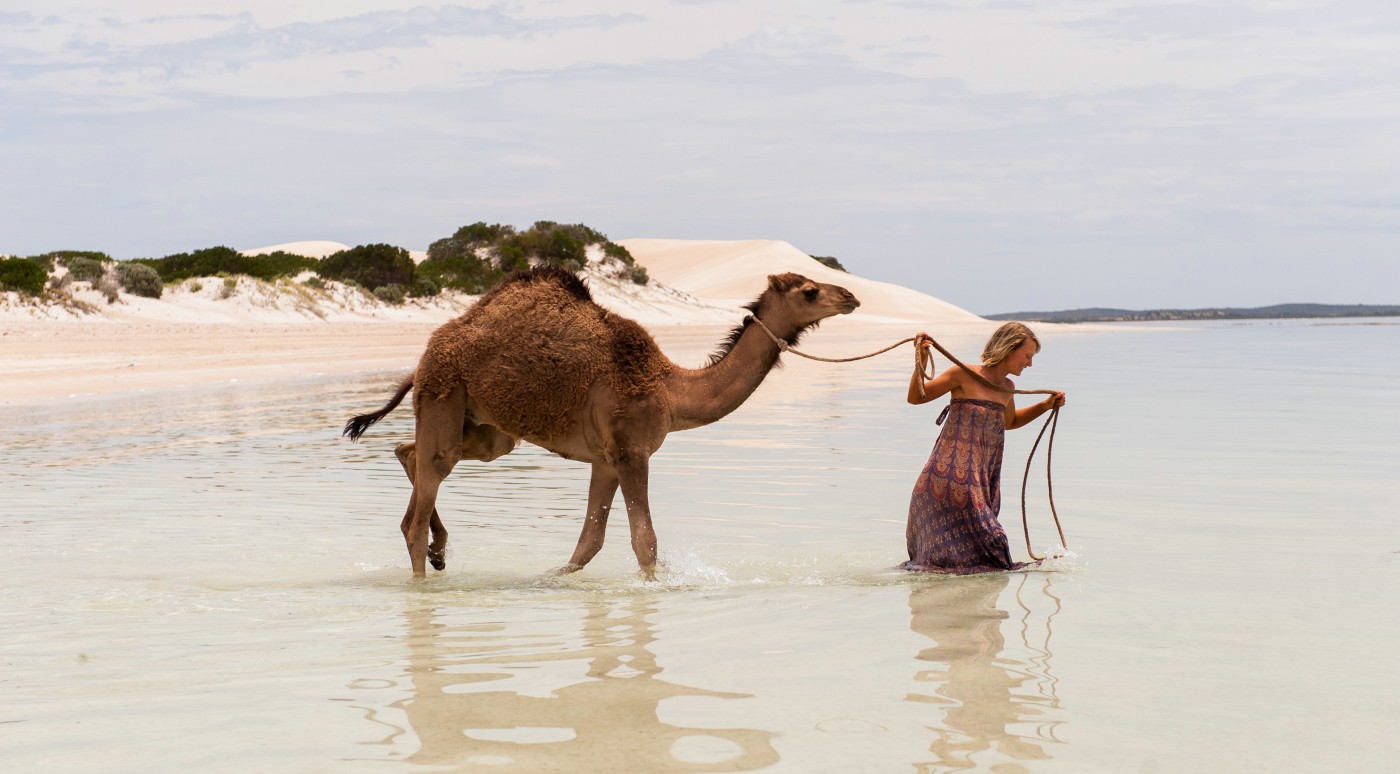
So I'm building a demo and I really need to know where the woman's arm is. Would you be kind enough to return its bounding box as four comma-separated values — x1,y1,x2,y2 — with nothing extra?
909,365,963,404
1007,391,1066,429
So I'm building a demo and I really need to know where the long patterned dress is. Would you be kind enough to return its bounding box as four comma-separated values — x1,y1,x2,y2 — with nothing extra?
902,398,1026,574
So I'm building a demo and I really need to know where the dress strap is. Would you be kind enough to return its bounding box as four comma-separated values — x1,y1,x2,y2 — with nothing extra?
935,404,952,426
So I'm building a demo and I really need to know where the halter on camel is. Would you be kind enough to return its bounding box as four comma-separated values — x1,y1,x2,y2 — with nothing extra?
743,315,1068,562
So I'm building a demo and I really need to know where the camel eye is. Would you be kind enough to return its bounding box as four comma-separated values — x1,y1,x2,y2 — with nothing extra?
802,287,818,301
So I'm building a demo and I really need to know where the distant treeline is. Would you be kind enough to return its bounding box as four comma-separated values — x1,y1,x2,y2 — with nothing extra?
0,221,646,303
987,303,1400,323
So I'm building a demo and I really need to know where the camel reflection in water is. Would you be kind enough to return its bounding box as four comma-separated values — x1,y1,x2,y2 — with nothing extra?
391,595,778,772
908,573,1065,773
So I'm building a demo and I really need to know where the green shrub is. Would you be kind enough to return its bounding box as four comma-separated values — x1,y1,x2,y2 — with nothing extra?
374,284,407,305
603,242,636,265
318,244,415,291
138,246,317,282
66,256,107,283
0,257,48,295
303,275,325,289
494,241,529,273
35,251,111,274
418,250,501,294
253,250,320,280
117,262,164,298
453,222,514,246
410,276,440,298
630,265,649,285
220,276,238,299
812,255,847,272
424,219,646,290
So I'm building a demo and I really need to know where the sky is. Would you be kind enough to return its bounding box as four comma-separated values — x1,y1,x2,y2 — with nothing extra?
2,1,1398,314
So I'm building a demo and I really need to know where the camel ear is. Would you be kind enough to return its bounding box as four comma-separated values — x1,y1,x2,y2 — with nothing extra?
767,274,784,291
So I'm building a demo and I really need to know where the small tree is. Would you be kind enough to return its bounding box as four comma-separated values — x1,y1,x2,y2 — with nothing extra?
424,219,649,292
318,244,416,291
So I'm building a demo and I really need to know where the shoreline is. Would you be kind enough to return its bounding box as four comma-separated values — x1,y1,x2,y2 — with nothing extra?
5,317,978,407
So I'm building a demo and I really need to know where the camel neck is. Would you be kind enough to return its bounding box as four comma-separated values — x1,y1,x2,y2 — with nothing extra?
666,321,786,431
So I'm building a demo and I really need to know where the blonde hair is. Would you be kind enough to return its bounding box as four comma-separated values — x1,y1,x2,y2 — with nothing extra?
981,322,1039,367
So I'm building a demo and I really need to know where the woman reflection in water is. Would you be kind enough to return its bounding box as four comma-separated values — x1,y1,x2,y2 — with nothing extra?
902,323,1066,574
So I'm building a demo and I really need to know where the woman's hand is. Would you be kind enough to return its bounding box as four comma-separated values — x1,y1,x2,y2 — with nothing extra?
1045,391,1066,409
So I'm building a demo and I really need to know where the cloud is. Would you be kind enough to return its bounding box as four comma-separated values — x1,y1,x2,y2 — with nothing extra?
2,1,1399,309
1,5,648,107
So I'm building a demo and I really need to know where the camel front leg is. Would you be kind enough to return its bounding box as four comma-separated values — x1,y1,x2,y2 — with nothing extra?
560,463,621,573
614,452,658,580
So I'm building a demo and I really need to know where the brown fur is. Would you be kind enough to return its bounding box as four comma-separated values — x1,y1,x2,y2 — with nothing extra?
345,264,861,576
413,267,670,440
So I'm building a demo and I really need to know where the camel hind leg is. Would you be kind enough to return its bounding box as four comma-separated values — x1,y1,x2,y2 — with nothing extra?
395,444,449,571
396,417,517,572
613,450,658,580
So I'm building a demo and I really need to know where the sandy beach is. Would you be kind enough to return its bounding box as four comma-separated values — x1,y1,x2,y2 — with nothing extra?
1,239,990,406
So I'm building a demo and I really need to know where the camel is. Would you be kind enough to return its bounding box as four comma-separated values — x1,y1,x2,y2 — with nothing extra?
344,264,860,577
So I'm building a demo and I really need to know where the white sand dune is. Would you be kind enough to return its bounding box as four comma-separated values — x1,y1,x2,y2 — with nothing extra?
620,239,983,327
241,240,351,259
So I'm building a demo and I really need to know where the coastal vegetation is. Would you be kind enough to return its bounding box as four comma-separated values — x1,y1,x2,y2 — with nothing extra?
811,255,847,272
421,220,646,293
134,246,318,283
2,251,166,299
1,220,645,308
0,256,48,295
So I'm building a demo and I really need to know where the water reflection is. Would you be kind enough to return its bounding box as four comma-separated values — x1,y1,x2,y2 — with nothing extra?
392,595,779,771
907,574,1065,773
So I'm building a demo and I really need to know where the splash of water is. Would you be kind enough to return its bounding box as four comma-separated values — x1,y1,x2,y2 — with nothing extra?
1032,545,1083,573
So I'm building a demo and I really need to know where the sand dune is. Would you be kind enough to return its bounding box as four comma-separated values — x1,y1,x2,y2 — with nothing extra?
243,240,429,264
621,239,983,327
242,240,351,259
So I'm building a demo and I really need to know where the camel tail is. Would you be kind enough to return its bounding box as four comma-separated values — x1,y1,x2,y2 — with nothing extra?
343,374,414,441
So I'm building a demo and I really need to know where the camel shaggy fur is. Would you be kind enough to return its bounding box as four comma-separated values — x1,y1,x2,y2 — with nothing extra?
345,264,859,576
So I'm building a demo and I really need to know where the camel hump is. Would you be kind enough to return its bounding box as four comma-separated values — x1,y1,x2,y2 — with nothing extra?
494,264,592,303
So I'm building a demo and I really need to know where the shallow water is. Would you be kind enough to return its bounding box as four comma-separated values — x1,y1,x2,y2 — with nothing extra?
3,320,1398,772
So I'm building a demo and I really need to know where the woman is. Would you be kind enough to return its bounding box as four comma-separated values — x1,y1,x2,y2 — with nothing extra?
902,322,1066,574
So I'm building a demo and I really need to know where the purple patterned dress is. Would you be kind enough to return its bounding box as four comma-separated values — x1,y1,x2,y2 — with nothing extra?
902,398,1026,574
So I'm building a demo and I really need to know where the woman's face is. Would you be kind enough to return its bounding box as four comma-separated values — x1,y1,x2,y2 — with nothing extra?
1005,340,1039,376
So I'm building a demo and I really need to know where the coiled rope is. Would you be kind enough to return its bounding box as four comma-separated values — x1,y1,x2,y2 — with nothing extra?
744,315,1067,561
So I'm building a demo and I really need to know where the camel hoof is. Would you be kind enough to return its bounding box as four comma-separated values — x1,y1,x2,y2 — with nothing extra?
430,557,446,571
550,563,583,576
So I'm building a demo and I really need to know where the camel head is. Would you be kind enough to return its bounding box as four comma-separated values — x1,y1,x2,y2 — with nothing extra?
753,272,860,336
